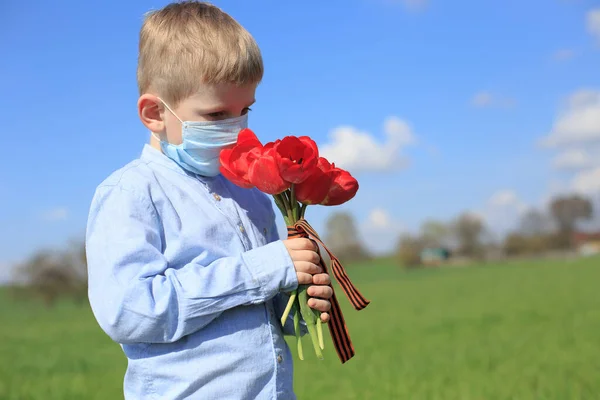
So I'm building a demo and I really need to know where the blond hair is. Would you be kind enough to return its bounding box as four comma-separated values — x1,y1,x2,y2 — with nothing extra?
137,1,263,105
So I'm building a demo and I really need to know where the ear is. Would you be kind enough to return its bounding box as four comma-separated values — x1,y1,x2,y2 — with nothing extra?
138,94,165,132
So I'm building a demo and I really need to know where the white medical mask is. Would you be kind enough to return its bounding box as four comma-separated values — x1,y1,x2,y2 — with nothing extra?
152,99,248,177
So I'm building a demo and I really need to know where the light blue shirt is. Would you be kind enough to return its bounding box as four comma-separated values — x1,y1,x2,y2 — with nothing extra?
86,144,303,400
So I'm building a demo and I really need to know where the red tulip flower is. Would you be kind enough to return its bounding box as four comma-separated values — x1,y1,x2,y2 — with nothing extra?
274,136,319,184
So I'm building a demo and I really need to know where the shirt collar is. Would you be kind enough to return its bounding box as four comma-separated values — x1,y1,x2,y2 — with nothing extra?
140,144,217,184
140,144,186,174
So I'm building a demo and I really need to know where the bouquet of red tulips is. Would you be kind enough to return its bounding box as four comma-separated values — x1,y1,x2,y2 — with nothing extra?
220,129,370,363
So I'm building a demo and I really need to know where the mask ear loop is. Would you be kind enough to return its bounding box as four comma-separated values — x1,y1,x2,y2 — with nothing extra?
151,97,184,143
157,97,184,124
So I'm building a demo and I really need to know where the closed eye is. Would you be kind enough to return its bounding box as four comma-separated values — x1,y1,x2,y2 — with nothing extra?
207,111,227,118
207,108,252,119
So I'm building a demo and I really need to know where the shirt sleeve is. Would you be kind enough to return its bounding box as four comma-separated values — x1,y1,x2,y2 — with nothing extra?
85,184,298,345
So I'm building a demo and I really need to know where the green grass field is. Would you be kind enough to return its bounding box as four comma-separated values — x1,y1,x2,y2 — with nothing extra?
1,256,599,399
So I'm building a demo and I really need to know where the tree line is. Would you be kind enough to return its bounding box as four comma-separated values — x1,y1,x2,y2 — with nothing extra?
397,193,595,267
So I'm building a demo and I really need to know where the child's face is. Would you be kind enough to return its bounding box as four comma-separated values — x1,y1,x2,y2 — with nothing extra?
140,82,257,148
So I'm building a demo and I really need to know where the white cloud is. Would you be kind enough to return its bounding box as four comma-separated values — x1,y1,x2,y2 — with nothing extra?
472,92,493,107
553,148,593,170
572,167,600,194
552,48,576,61
479,190,529,234
319,116,416,173
490,190,528,213
568,89,600,108
362,208,404,254
540,89,600,147
42,207,68,222
366,208,393,229
471,91,516,108
587,8,600,43
489,190,520,208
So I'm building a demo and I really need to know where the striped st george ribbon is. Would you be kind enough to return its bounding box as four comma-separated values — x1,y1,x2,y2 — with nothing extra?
287,218,370,363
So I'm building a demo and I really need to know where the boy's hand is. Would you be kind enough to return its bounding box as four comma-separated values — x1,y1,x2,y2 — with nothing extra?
283,238,322,284
308,273,332,323
283,238,333,323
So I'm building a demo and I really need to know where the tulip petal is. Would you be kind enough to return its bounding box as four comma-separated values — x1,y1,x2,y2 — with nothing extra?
237,128,262,148
248,150,290,195
322,167,359,206
275,136,320,184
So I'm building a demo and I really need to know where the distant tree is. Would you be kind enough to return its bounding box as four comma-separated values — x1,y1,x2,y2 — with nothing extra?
420,220,451,248
13,241,88,306
503,233,524,256
549,195,593,248
503,233,547,256
396,234,424,268
518,209,555,237
550,195,593,232
452,212,485,259
324,212,370,264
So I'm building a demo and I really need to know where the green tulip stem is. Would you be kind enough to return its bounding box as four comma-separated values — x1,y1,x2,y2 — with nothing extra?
300,203,308,219
297,284,323,359
273,194,287,218
273,190,296,226
293,300,304,361
314,309,325,350
285,189,294,224
276,192,294,223
290,185,299,221
280,290,297,327
282,190,291,210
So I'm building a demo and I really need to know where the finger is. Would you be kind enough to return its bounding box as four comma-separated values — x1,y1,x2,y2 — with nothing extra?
289,238,317,251
307,285,333,299
307,250,321,265
307,298,331,313
311,273,331,286
294,261,323,275
320,312,330,323
293,250,321,265
296,272,312,285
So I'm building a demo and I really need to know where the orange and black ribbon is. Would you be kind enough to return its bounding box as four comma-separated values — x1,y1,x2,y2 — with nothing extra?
287,218,370,363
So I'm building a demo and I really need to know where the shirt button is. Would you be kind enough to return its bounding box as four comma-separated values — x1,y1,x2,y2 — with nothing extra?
277,355,283,363
239,224,245,233
213,193,221,201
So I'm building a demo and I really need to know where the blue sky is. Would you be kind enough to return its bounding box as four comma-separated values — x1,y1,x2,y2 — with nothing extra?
1,0,600,277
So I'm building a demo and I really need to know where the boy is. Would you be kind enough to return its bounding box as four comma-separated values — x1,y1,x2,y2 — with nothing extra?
85,2,333,399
